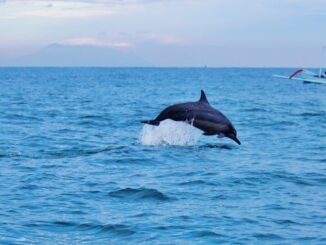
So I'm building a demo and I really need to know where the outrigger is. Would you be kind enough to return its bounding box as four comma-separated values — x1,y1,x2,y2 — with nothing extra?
274,47,326,85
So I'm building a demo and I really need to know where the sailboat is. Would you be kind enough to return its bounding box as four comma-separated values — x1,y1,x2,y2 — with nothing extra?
273,47,326,85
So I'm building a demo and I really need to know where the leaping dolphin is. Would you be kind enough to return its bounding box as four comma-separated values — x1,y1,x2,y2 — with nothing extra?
141,90,241,145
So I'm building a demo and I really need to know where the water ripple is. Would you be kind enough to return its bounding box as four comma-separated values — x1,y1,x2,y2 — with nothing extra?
1,68,325,244
25,221,136,236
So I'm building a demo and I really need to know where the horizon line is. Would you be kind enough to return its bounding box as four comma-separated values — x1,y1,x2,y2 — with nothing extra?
0,66,322,69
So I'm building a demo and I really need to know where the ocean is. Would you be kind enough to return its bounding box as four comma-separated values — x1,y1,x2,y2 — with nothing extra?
0,67,325,244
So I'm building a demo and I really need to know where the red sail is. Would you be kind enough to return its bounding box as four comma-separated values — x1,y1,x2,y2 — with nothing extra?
289,69,304,79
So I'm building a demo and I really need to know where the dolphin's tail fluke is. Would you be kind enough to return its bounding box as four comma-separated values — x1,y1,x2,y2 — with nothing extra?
141,120,160,126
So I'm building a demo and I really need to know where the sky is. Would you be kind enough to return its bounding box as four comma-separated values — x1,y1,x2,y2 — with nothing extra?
0,0,326,67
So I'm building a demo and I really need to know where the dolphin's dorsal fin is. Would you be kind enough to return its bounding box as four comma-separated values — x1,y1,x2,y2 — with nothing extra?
199,90,209,103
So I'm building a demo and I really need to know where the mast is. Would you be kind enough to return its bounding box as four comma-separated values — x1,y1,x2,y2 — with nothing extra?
319,46,325,77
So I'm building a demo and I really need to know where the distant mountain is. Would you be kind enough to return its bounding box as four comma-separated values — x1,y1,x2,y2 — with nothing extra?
1,42,318,67
13,44,150,67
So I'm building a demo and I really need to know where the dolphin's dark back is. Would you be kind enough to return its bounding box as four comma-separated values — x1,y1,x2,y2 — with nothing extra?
155,101,231,125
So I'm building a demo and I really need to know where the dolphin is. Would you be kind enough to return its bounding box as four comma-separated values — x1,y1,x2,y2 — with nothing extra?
141,90,241,145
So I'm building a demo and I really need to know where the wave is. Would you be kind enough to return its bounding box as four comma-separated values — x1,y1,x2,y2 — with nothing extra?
139,119,202,146
192,230,223,238
109,187,170,201
34,145,127,159
242,171,325,187
79,115,109,120
40,147,111,159
273,219,303,225
199,144,234,149
4,113,42,122
299,112,326,117
243,107,268,112
178,180,207,186
78,223,135,236
254,233,284,240
26,221,135,236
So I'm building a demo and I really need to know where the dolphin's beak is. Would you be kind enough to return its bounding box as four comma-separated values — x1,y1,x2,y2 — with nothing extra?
229,134,241,145
234,137,241,145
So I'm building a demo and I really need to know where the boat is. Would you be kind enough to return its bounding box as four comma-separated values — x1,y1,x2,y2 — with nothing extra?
273,47,326,85
274,69,326,84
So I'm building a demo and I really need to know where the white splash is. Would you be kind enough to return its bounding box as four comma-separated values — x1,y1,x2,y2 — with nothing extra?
139,119,202,146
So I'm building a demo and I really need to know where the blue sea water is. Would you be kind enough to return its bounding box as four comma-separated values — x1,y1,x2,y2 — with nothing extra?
0,67,325,244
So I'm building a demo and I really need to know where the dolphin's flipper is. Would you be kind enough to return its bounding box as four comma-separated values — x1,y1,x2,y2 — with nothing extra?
199,90,209,103
141,120,160,126
203,132,216,136
218,133,225,138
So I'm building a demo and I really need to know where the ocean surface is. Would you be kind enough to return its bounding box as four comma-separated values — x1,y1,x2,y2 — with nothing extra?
0,67,325,244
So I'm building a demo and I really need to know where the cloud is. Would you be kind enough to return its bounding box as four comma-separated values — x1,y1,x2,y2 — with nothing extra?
20,9,114,18
44,3,53,7
0,0,177,4
0,0,181,19
0,9,114,19
0,1,116,19
145,34,182,44
59,37,132,48
307,8,326,16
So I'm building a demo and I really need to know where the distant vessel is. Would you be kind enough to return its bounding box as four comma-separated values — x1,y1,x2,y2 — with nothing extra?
274,47,326,85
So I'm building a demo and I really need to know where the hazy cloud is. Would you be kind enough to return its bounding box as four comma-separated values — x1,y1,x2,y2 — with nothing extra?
28,9,112,18
0,0,179,4
307,8,326,16
59,37,132,48
145,34,182,44
0,0,116,19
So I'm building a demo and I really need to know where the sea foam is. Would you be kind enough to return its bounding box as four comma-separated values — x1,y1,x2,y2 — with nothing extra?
139,119,202,146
